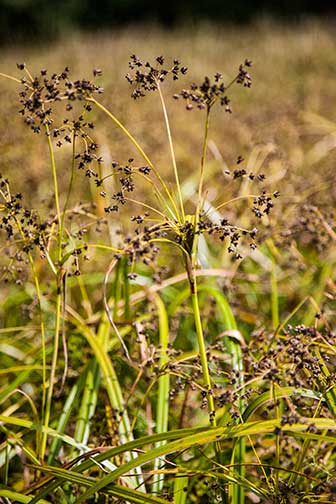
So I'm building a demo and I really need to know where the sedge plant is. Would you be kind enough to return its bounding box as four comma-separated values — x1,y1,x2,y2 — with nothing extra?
1,55,336,504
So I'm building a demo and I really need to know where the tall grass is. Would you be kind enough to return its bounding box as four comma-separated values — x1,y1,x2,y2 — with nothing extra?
0,21,336,504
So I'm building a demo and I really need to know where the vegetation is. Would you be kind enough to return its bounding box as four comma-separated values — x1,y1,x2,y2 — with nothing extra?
0,21,335,503
1,1,335,44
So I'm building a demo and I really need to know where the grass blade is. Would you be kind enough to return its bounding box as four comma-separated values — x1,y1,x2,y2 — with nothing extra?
152,294,170,494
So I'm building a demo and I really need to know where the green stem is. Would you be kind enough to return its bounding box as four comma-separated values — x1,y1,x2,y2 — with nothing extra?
156,82,184,223
186,258,216,426
41,282,62,461
60,131,76,243
29,260,47,462
89,97,179,221
12,214,46,462
192,107,210,266
185,107,216,425
152,294,170,494
41,123,63,461
196,108,210,223
112,259,121,320
45,123,62,261
122,256,131,320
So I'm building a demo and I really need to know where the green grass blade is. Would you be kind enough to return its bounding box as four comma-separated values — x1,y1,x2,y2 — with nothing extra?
29,463,171,504
173,475,188,504
48,372,86,464
242,386,324,422
196,284,245,504
0,489,50,504
75,426,225,502
0,370,32,403
152,294,170,494
73,358,100,450
0,415,89,451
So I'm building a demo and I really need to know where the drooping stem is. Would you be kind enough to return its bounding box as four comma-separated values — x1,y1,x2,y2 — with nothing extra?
156,81,185,223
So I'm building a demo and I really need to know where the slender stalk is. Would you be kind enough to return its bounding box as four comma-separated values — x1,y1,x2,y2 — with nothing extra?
122,256,131,320
156,81,185,223
88,97,180,220
57,136,77,390
112,259,121,320
192,107,210,266
102,169,172,219
28,260,47,462
196,108,210,226
272,382,281,495
60,131,76,242
184,108,216,425
186,258,216,426
41,278,62,460
10,211,47,462
152,294,170,494
45,124,62,261
0,72,31,86
41,124,63,461
124,197,168,220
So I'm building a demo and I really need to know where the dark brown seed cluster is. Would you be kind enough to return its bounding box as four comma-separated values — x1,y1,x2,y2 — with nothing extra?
252,191,280,218
0,175,53,283
246,323,336,394
126,55,188,99
16,63,103,135
96,159,153,214
174,59,252,111
120,224,164,267
0,174,51,252
199,218,258,259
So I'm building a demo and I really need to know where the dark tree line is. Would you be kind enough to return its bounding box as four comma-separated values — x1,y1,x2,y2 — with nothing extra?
1,0,335,45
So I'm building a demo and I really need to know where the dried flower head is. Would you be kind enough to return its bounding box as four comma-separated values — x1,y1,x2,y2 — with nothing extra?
174,59,252,111
126,55,188,99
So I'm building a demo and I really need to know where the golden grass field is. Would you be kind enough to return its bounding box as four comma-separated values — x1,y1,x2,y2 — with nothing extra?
0,20,336,503
1,19,335,315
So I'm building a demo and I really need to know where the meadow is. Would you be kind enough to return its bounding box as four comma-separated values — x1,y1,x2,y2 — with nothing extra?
0,20,336,503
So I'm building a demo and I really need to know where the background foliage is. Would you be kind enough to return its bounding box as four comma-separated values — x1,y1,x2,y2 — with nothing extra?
1,0,336,44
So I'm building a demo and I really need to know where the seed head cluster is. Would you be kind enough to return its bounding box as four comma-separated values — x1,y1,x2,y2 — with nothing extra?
17,63,103,135
126,55,188,99
174,59,252,111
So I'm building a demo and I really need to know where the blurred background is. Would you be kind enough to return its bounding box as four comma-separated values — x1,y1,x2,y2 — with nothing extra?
0,0,336,44
1,0,336,315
